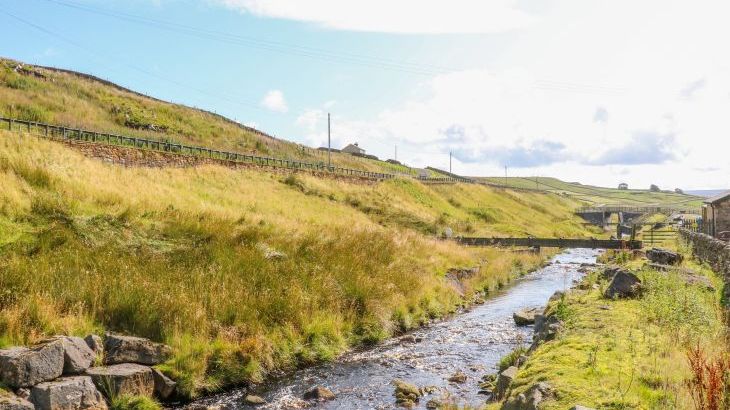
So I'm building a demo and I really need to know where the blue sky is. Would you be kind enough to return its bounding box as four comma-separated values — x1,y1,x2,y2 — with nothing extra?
2,0,729,189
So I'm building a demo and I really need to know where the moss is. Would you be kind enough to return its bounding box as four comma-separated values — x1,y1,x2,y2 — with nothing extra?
110,395,162,410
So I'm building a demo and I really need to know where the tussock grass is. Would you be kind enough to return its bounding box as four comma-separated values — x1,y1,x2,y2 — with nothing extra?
0,134,594,398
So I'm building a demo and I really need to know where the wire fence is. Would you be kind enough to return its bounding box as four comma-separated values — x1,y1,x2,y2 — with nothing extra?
1,116,472,183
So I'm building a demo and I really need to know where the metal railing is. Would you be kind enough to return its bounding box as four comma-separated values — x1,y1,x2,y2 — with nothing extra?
1,116,471,183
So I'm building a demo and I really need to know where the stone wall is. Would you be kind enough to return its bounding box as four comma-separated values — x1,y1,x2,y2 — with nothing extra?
678,228,730,301
715,200,730,234
62,140,377,185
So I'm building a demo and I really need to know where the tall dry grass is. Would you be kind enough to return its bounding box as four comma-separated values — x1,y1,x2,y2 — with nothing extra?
0,133,588,397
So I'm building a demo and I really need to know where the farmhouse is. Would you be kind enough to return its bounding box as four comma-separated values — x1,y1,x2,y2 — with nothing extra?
618,182,628,190
342,142,365,155
702,191,730,238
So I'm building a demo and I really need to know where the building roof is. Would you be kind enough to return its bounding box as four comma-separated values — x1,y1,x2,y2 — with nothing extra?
704,190,730,204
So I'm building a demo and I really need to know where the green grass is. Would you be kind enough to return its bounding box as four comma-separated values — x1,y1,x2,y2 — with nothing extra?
479,177,704,209
0,133,596,398
498,243,726,409
111,395,162,410
0,58,433,177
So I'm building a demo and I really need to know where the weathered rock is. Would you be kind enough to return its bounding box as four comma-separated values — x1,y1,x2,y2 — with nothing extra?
0,395,35,410
44,336,95,374
30,376,107,410
86,363,154,398
494,366,518,400
548,291,564,302
646,248,683,265
683,274,716,292
502,382,552,410
393,379,420,408
84,335,104,357
600,265,630,281
15,390,30,401
447,371,467,383
513,308,539,326
570,406,596,410
151,368,176,400
604,270,642,299
104,334,171,366
244,395,266,405
302,386,334,401
0,341,65,388
515,355,528,367
532,314,563,346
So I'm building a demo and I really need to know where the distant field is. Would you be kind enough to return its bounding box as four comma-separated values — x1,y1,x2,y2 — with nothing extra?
479,177,704,209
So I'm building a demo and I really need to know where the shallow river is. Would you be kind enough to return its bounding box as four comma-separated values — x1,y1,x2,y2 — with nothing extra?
187,248,599,409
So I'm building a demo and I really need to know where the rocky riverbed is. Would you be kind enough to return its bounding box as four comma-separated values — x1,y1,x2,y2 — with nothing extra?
184,248,600,409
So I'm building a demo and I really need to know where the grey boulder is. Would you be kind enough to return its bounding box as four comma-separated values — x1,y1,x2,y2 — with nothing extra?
104,334,171,366
0,341,65,388
151,368,176,400
84,335,104,357
494,366,518,400
0,395,35,410
45,336,95,374
502,382,552,410
513,308,539,326
302,386,334,401
604,270,642,299
30,376,107,410
646,248,683,265
86,363,154,398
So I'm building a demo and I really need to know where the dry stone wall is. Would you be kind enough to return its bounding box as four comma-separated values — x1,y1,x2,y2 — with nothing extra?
678,229,730,301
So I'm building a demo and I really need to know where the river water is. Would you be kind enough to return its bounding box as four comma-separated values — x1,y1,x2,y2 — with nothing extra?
187,248,599,410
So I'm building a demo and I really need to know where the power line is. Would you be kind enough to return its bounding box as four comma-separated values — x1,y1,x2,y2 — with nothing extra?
0,7,272,114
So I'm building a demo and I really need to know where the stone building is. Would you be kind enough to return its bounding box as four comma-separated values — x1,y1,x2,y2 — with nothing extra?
618,182,628,190
342,143,365,155
703,191,730,238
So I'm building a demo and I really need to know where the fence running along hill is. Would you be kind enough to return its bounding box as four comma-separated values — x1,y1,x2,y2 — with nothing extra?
1,116,469,183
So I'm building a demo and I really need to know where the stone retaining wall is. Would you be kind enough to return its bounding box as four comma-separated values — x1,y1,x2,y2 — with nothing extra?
678,228,730,301
61,140,377,185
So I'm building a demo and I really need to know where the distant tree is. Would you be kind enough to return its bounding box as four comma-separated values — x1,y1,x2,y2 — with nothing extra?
650,184,660,192
675,188,684,194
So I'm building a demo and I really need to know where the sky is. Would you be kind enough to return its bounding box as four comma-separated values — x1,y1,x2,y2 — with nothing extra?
1,0,729,190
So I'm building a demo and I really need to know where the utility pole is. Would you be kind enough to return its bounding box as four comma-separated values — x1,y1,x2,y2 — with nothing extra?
449,151,452,173
504,165,508,186
327,113,331,170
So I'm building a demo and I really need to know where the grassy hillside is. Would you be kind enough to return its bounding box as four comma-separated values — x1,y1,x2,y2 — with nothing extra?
0,58,425,177
0,132,597,398
480,177,704,209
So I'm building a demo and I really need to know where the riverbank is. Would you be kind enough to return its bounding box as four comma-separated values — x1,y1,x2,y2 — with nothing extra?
489,243,727,409
0,134,597,407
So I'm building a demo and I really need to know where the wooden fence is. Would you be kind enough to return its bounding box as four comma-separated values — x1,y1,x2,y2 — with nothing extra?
1,117,470,183
455,237,643,250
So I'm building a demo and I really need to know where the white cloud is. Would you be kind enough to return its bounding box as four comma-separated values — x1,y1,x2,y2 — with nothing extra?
260,90,288,113
210,0,534,34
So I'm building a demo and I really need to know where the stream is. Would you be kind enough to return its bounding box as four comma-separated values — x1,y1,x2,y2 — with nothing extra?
186,248,600,410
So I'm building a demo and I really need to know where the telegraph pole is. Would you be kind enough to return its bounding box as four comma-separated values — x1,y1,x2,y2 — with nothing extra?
327,113,331,170
449,151,452,173
504,165,508,186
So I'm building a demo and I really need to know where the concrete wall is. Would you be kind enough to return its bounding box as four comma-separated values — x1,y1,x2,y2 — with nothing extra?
679,229,730,301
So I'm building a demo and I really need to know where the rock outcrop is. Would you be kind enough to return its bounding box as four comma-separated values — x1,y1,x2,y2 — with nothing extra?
502,382,552,410
604,270,642,299
84,335,104,357
302,386,334,401
646,248,683,265
45,336,95,374
494,366,518,400
30,376,107,410
86,363,154,397
151,368,176,400
513,308,539,326
0,341,65,388
532,314,562,347
104,334,171,366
